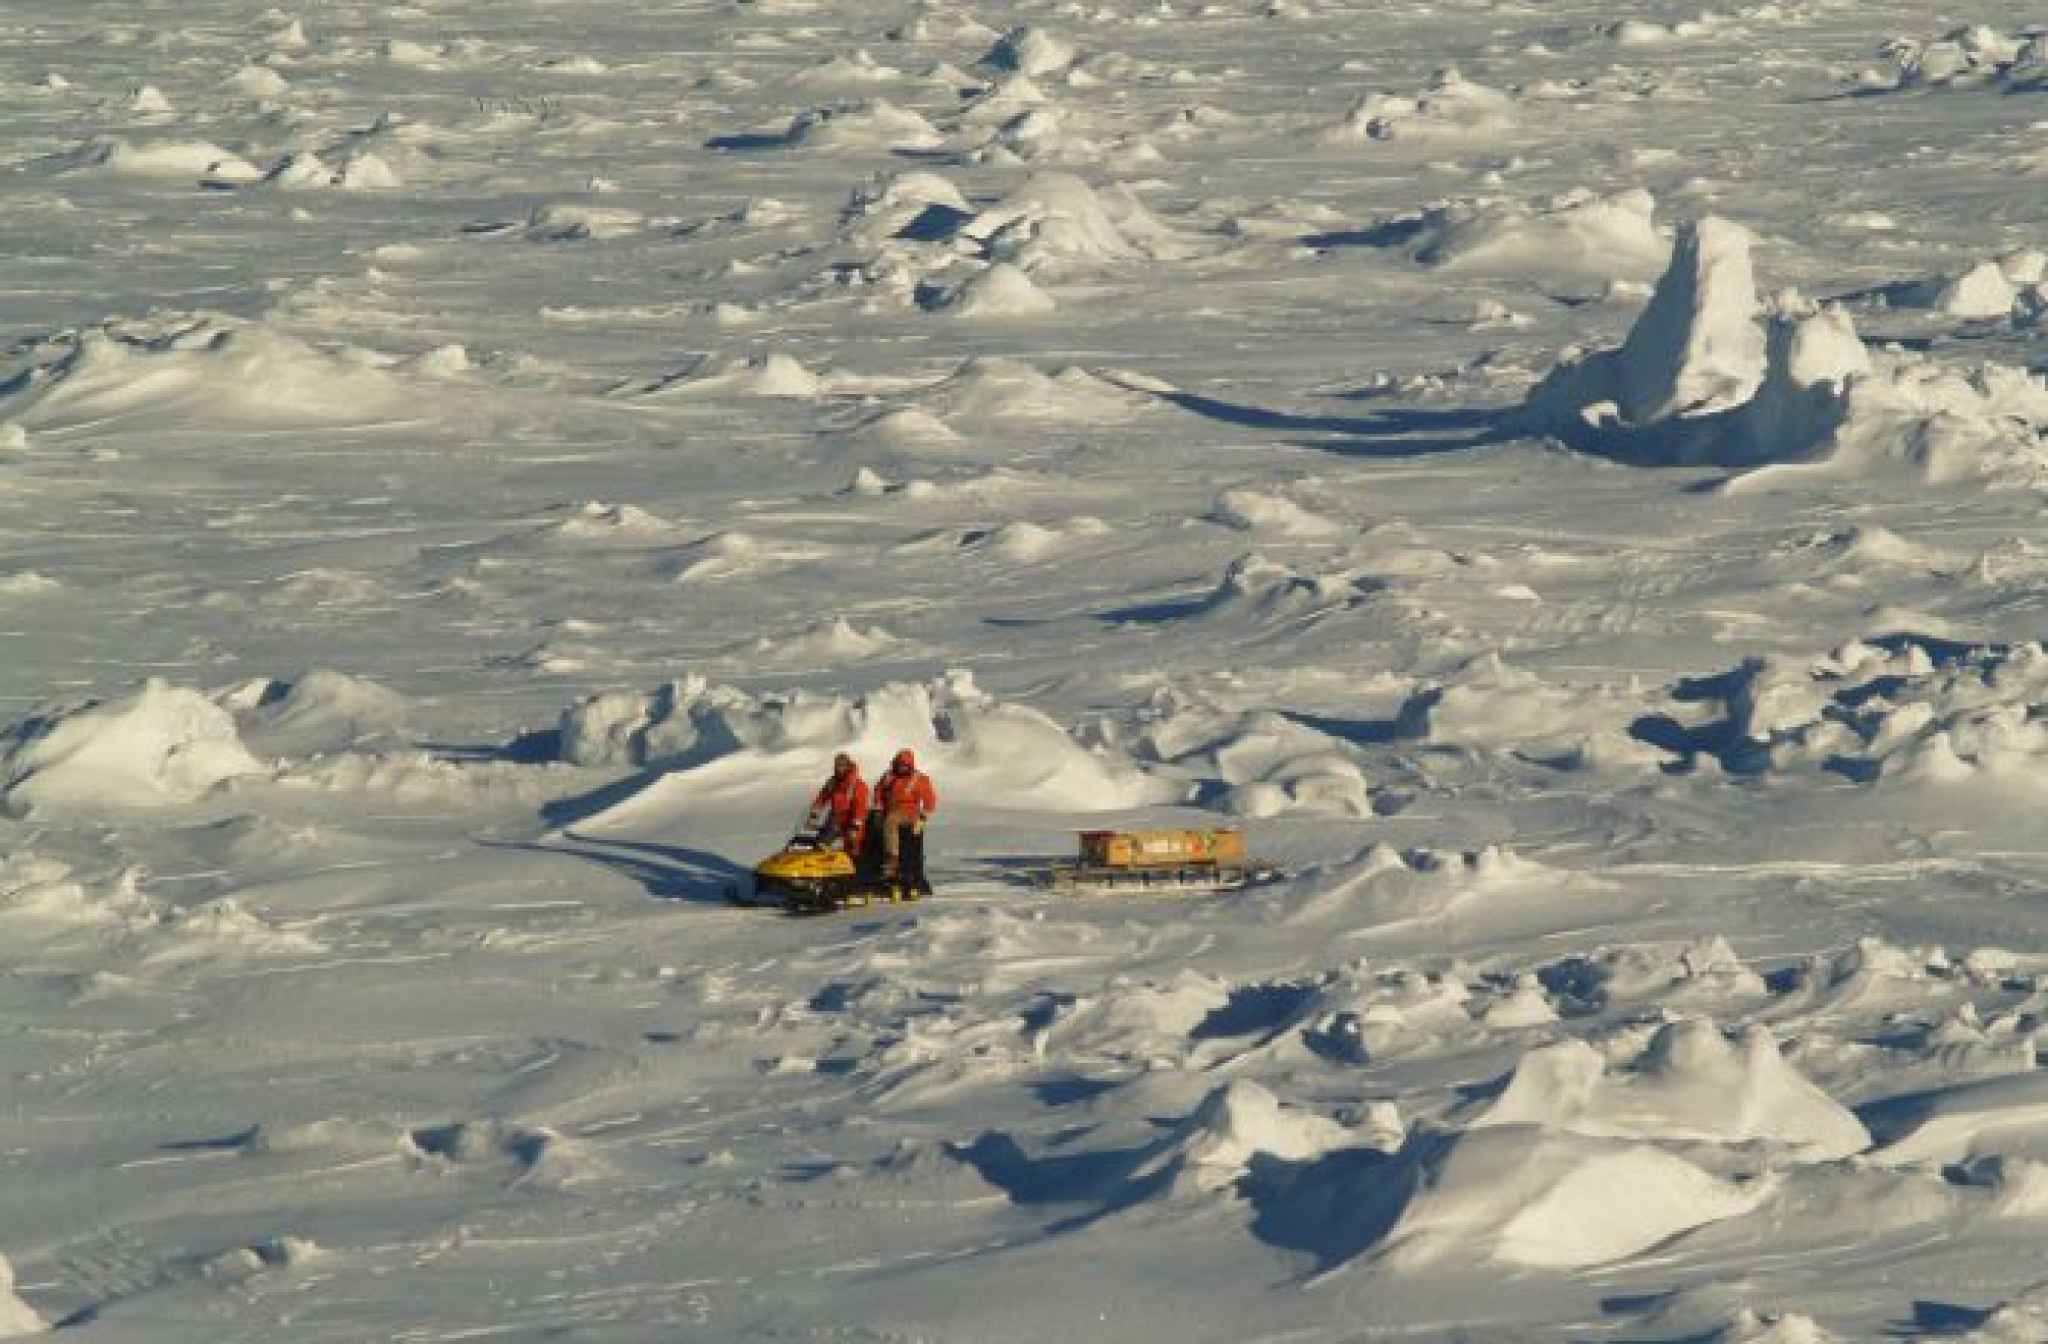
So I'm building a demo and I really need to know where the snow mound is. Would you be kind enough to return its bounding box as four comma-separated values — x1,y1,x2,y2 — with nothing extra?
1477,1020,1870,1159
0,854,142,932
202,1236,324,1286
1042,969,1231,1065
791,49,904,88
244,1118,407,1160
1538,937,1769,1013
511,203,648,242
0,314,438,432
784,99,947,153
903,517,1113,565
1398,652,1662,768
1206,553,1378,625
1209,488,1346,539
838,170,975,244
922,262,1058,317
1297,960,1478,1063
1280,844,1542,933
641,352,823,398
1867,1073,2048,1168
752,617,900,662
1907,259,2023,320
542,500,680,542
1524,218,2048,479
1170,709,1373,818
1614,1285,1842,1344
839,406,964,448
226,64,291,97
1863,26,2048,93
669,530,825,584
220,670,414,758
1331,67,1519,143
54,136,262,184
1395,188,1668,278
0,1252,44,1337
953,173,1195,272
405,1120,602,1187
958,74,1052,130
559,669,1171,812
160,897,325,956
1381,1125,1762,1268
984,26,1077,78
1130,1081,1352,1192
1,679,266,815
914,357,1150,423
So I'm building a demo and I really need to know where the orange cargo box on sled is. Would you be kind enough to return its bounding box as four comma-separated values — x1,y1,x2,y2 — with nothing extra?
1077,828,1247,871
1047,828,1276,894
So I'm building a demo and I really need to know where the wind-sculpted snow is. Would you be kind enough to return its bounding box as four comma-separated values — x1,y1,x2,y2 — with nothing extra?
1477,1020,1871,1159
0,314,456,432
948,173,1199,272
1398,651,1666,769
0,680,265,815
220,670,414,759
1860,26,2048,94
558,670,1172,811
1330,67,1519,144
0,1254,43,1337
1379,1126,1765,1269
1658,637,2048,789
1526,214,2048,479
7,1,2048,1338
1388,188,1669,277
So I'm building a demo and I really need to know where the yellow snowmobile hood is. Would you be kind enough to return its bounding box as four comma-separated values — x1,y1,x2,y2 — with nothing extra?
755,844,856,882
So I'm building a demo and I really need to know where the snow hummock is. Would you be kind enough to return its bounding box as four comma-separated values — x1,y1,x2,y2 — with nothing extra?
0,679,266,815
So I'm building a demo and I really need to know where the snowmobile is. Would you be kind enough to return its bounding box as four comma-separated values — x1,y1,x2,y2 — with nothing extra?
740,805,932,914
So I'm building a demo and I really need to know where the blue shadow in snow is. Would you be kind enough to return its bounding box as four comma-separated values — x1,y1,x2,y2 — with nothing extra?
1152,387,1517,458
487,831,749,906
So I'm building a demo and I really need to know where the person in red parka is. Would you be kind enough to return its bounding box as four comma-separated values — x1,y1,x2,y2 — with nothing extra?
809,752,869,856
876,747,937,894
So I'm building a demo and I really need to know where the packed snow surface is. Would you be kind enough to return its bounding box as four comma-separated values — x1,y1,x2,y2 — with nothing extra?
2,2,2047,1342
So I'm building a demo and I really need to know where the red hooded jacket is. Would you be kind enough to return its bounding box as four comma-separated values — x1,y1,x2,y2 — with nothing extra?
877,749,937,820
812,762,870,838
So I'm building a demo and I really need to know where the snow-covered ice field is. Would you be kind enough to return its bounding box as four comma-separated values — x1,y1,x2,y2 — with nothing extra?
3,2,2048,1339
